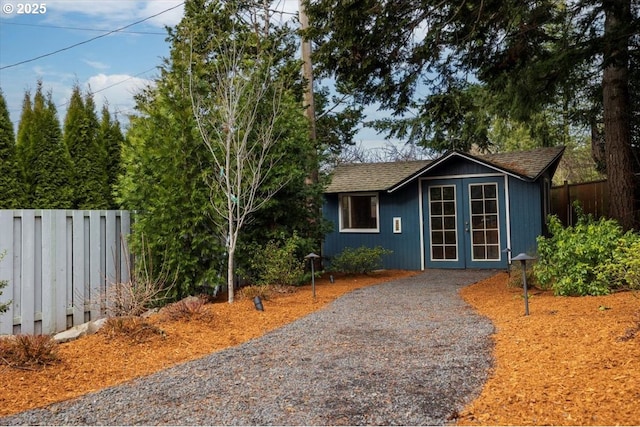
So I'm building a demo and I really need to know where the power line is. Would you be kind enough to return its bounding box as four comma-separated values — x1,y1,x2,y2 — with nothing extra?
55,67,159,110
0,2,184,71
2,21,167,36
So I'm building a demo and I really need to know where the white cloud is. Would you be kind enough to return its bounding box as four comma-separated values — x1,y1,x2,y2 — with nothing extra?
140,1,184,27
40,0,184,28
85,72,154,122
84,60,110,70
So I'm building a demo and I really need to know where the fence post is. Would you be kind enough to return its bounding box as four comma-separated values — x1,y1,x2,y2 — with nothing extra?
563,180,571,226
0,211,14,335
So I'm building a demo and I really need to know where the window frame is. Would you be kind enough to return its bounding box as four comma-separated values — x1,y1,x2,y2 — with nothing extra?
468,182,501,262
338,192,380,233
427,184,459,262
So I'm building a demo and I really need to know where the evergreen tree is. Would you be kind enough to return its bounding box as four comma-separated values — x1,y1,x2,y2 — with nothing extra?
64,85,109,209
20,82,73,208
119,74,220,299
16,91,35,198
29,84,73,209
0,90,25,208
305,0,640,229
98,105,125,209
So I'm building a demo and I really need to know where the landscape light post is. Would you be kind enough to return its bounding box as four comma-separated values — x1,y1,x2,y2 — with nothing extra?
511,253,536,316
305,253,321,299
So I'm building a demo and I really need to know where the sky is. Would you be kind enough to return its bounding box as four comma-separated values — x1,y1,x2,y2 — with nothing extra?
0,0,394,149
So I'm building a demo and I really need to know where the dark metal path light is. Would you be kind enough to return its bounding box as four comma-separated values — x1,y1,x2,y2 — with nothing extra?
304,253,321,299
511,253,536,316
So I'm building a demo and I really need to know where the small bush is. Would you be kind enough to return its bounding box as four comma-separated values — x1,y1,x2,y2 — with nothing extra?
162,297,209,321
237,285,272,301
105,237,175,317
100,317,165,343
0,334,59,368
534,207,640,296
330,246,393,275
248,233,306,286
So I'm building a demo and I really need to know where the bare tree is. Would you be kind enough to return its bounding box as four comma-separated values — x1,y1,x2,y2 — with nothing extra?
336,141,433,164
190,41,289,303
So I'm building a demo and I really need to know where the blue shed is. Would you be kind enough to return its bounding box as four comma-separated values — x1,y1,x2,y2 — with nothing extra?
322,146,565,270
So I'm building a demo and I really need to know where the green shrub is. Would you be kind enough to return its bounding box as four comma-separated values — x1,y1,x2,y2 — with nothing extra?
534,208,639,296
330,246,392,274
248,233,306,286
597,236,640,291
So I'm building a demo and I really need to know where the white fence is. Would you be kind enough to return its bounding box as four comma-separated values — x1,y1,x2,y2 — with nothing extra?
0,210,131,335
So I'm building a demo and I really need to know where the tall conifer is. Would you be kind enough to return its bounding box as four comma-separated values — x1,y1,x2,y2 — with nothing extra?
64,85,109,209
0,90,25,208
16,91,35,199
98,105,124,209
26,82,73,208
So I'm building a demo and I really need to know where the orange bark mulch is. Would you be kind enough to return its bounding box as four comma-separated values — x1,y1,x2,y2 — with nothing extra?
457,272,640,426
2,270,639,425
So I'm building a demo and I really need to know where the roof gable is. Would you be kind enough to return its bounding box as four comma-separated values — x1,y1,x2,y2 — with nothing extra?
325,146,565,194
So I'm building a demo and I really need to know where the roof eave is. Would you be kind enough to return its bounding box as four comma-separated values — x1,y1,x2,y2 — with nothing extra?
530,146,566,181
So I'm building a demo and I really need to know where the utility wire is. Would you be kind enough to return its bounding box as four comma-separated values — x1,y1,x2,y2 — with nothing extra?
55,67,158,110
0,2,184,70
2,22,167,35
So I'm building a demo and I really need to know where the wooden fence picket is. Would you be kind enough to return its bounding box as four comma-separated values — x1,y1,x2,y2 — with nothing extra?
0,210,131,335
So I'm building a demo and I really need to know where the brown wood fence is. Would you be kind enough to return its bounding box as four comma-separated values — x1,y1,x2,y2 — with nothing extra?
551,180,608,226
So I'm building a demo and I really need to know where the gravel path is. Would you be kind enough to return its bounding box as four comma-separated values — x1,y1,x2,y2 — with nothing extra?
1,269,497,426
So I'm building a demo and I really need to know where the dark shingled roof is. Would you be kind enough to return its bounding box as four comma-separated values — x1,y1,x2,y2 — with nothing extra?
325,146,565,193
325,160,431,193
478,146,566,180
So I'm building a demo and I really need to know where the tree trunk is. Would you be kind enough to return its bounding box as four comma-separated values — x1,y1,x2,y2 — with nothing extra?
227,212,236,303
227,245,235,303
602,0,636,230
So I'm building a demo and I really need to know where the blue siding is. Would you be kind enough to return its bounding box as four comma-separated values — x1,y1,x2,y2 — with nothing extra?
507,177,543,256
428,157,498,176
323,182,422,270
323,156,549,270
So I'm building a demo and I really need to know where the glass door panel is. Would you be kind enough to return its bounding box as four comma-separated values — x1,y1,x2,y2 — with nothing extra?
469,183,500,261
429,185,458,261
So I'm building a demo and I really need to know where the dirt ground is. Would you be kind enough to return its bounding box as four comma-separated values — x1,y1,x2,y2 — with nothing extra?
1,270,639,425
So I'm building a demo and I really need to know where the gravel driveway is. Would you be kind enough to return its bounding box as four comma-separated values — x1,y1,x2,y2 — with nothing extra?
1,269,497,426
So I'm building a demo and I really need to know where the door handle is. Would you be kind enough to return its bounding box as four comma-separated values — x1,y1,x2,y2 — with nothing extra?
465,221,469,232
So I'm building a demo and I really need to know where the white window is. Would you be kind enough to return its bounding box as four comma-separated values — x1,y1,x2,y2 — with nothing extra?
339,193,379,232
